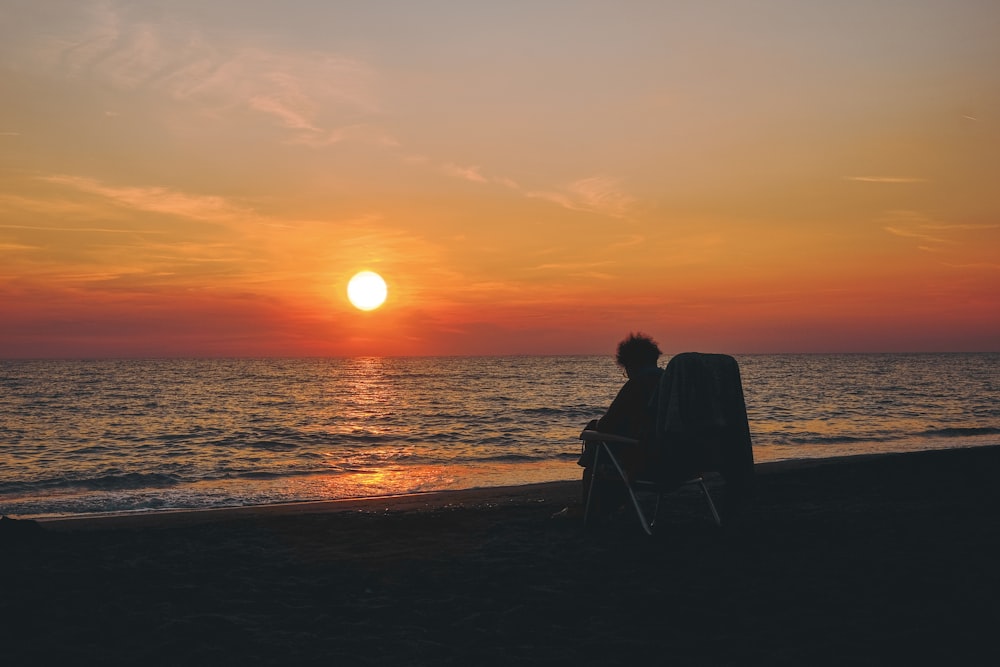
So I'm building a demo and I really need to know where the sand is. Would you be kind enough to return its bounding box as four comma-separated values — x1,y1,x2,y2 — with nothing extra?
3,446,1000,666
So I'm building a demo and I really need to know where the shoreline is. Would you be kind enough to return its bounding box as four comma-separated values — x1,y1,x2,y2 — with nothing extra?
34,480,581,531
30,443,997,531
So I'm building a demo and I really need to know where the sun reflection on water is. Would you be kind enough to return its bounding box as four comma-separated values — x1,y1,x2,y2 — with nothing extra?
261,464,457,501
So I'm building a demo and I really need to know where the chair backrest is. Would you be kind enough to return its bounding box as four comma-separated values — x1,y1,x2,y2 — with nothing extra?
647,352,754,486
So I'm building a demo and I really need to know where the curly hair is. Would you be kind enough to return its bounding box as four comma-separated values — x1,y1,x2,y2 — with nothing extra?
615,332,662,368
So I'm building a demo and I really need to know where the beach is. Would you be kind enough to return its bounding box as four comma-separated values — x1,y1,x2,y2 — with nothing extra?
4,446,1000,666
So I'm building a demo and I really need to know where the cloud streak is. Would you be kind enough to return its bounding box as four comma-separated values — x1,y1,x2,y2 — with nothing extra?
846,176,927,184
442,163,488,183
40,174,256,223
432,158,635,220
0,222,165,235
884,225,953,245
881,210,999,251
527,176,636,219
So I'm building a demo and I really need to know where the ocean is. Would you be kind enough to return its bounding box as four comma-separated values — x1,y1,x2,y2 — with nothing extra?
1,354,997,519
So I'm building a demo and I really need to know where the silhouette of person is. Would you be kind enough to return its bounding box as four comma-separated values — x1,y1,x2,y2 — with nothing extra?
579,332,663,511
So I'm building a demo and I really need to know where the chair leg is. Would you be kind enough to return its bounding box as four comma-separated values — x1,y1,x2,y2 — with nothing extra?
601,444,653,536
699,479,722,526
583,443,602,526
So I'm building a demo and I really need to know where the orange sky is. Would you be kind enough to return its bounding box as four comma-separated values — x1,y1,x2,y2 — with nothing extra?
2,1,998,357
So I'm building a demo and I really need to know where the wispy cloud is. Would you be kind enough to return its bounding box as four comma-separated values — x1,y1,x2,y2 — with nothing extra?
292,124,400,148
249,90,319,132
41,5,378,142
531,260,615,271
845,176,927,184
881,210,999,251
884,226,953,245
443,163,488,183
610,234,645,249
494,176,520,189
428,152,634,219
40,174,256,223
0,192,127,220
528,176,636,219
942,260,1000,270
436,161,521,189
0,222,165,235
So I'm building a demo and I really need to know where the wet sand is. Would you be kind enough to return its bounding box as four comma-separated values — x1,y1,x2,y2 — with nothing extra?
4,446,1000,665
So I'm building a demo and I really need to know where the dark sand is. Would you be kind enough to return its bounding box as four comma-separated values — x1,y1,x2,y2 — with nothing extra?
4,446,1000,666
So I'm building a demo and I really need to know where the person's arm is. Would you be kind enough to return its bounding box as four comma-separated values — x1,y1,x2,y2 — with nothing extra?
596,380,642,436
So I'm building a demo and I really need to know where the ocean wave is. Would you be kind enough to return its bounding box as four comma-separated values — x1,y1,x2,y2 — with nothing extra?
0,472,182,494
520,407,569,416
921,427,1000,438
331,432,395,445
194,469,315,483
520,406,597,419
243,440,300,451
779,435,891,446
204,463,391,483
71,471,182,491
472,453,546,463
198,432,397,450
766,426,1000,447
222,471,285,480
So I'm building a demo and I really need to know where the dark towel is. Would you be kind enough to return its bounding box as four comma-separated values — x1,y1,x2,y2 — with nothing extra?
650,353,754,511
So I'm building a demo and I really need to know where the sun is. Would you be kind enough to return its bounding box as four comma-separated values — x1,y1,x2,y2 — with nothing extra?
347,271,388,311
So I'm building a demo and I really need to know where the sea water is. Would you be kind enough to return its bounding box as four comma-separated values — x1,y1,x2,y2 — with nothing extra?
1,354,997,518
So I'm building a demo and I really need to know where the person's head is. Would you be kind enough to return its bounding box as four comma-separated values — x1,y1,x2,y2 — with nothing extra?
615,332,662,371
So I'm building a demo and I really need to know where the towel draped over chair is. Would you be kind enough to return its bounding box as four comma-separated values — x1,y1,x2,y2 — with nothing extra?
581,352,754,533
651,353,754,496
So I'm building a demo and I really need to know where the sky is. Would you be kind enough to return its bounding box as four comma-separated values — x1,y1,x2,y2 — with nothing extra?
1,0,998,357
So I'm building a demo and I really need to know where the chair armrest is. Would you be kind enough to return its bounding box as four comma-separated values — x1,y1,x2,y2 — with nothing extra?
579,429,640,445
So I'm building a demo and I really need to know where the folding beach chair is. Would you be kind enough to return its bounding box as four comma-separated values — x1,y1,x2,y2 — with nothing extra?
580,352,754,535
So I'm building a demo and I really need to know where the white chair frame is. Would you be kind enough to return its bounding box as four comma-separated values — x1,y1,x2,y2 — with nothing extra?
580,429,721,535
